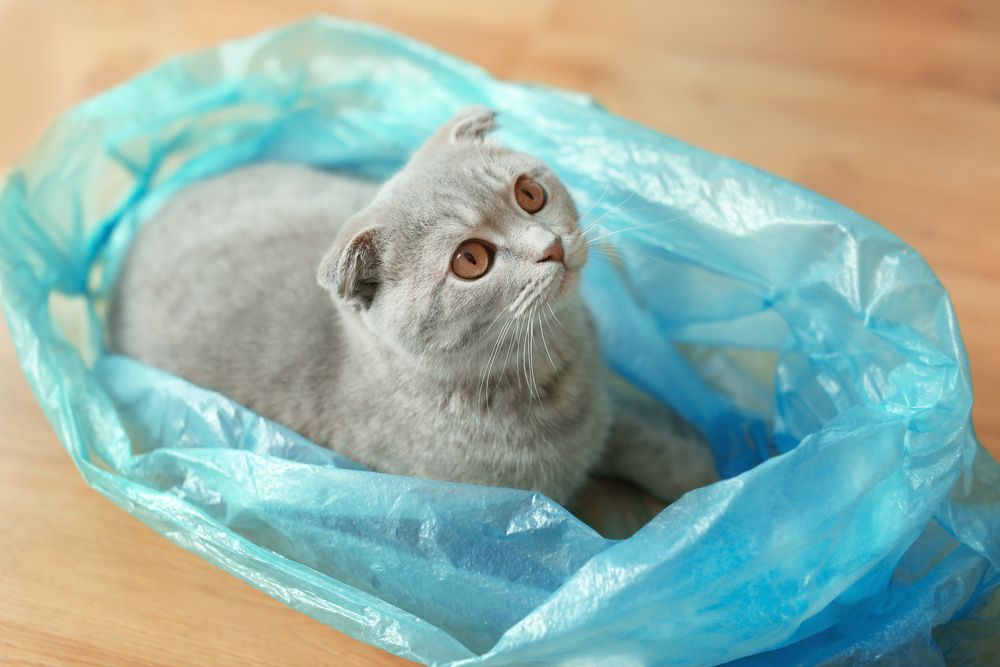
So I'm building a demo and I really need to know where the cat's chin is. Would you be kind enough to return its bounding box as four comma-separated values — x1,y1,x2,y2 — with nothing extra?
554,267,580,300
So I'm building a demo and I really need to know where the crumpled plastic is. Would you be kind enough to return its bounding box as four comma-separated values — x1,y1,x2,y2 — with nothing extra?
1,18,998,666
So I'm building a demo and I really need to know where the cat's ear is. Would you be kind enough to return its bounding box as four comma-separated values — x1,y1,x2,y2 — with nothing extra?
415,106,497,160
317,227,384,310
446,105,498,142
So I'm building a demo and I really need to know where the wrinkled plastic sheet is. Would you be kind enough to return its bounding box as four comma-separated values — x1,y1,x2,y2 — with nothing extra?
1,18,998,666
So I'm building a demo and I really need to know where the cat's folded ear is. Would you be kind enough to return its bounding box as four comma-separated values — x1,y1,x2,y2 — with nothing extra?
413,106,498,160
317,226,384,310
446,105,498,142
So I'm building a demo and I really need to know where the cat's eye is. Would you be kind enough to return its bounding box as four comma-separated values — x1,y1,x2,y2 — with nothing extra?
514,175,546,214
451,239,494,280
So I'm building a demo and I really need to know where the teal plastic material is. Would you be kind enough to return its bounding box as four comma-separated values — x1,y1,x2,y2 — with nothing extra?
2,19,998,666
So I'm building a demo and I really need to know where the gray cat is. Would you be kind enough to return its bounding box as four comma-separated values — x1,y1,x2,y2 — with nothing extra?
109,107,716,505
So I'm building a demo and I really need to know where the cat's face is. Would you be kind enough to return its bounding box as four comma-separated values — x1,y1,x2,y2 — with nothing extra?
319,107,588,371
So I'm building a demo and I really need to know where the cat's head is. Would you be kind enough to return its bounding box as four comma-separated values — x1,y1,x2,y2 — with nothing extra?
317,106,588,371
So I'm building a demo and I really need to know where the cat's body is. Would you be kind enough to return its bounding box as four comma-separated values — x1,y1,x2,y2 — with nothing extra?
110,108,714,505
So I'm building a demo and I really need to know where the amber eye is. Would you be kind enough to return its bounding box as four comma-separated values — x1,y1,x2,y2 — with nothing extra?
451,240,494,280
514,175,546,214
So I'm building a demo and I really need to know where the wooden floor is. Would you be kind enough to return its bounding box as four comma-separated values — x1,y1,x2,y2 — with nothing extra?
1,1,998,665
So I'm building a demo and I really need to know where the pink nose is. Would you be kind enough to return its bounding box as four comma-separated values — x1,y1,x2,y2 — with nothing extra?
538,238,565,264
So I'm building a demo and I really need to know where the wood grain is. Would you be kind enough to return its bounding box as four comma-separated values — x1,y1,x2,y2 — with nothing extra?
1,1,998,664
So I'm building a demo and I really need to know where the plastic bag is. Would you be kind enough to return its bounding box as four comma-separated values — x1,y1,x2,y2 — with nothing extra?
1,18,998,666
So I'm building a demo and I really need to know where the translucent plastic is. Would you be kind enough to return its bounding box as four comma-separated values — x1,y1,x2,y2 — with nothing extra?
1,19,998,666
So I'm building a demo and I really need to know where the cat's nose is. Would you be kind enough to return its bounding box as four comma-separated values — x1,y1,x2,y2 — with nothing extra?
537,237,565,264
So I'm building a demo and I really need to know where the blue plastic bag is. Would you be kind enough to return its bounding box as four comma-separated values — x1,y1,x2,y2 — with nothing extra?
1,19,998,665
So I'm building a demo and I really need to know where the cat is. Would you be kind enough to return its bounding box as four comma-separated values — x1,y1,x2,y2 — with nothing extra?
108,106,717,505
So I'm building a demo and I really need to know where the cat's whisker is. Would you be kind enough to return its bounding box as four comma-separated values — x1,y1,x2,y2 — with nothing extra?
414,345,429,373
590,237,689,272
517,319,531,410
519,316,530,394
481,292,518,338
580,208,620,237
580,191,637,233
587,240,617,256
531,310,543,401
478,325,499,405
539,306,557,371
588,242,629,268
508,317,522,373
513,284,540,320
524,312,541,405
546,302,569,334
480,307,509,374
508,283,532,319
502,315,522,391
479,304,518,407
489,311,517,375
585,211,689,246
526,306,539,405
580,189,641,236
484,324,511,406
481,276,532,402
576,182,611,225
580,206,642,237
529,316,540,405
520,315,530,397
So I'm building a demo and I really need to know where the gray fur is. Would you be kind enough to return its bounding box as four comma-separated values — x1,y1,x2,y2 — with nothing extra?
109,107,716,505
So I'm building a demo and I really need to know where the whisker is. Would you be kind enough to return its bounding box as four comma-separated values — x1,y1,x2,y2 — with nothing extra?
479,305,517,407
531,310,542,401
585,211,690,246
413,343,428,373
503,316,522,390
580,205,646,237
576,182,611,225
589,240,620,257
580,189,641,235
527,307,539,405
546,302,569,334
539,307,557,371
517,320,531,394
481,292,517,339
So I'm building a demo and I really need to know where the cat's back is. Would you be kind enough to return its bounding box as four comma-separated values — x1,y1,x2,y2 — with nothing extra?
109,163,379,407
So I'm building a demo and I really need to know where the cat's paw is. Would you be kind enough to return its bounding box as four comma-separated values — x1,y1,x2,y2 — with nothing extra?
604,410,718,502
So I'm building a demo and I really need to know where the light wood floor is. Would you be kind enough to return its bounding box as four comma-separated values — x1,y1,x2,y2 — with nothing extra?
1,2,997,665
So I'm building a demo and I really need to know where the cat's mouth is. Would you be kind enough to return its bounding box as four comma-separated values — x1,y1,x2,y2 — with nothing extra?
513,266,579,318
